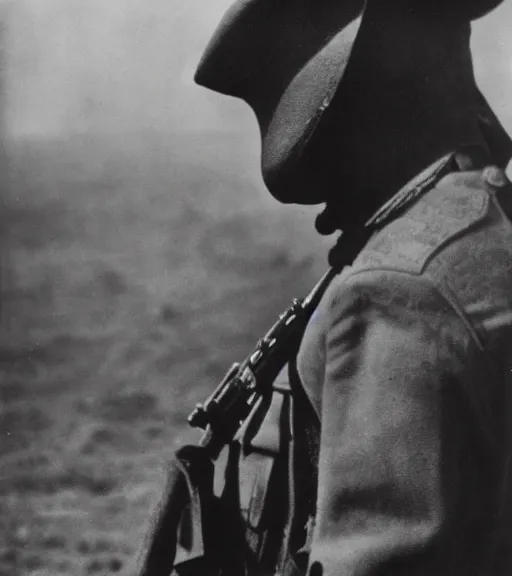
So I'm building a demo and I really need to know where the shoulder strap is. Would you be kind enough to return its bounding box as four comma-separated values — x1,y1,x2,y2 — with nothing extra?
272,352,320,576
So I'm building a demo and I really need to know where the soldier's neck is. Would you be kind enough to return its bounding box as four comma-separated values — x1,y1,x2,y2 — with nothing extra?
329,11,487,226
338,126,486,230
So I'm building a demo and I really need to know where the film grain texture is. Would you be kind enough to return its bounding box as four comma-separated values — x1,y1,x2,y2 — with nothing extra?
0,1,510,575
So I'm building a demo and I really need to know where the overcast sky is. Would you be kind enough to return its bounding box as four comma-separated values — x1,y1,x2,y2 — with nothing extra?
2,0,511,139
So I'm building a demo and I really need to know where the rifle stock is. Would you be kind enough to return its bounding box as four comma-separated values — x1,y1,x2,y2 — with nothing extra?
140,446,217,576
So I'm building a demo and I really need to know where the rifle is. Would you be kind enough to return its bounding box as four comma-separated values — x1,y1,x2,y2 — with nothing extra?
139,268,337,576
189,267,337,457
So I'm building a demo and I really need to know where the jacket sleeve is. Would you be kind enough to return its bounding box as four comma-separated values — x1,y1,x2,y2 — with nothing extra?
308,269,492,576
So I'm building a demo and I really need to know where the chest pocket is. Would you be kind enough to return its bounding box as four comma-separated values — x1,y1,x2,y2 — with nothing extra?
354,174,490,275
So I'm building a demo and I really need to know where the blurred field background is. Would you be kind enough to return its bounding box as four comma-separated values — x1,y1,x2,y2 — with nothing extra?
0,1,511,575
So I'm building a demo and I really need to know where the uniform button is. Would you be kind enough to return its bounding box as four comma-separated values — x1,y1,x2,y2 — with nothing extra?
308,561,323,576
482,166,509,188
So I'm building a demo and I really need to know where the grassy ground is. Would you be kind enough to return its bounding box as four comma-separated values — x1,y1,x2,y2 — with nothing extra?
0,130,328,576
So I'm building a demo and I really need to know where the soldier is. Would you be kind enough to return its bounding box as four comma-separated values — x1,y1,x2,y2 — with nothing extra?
141,1,512,575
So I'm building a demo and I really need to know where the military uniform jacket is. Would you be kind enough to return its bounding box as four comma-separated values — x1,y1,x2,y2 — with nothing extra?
296,160,512,576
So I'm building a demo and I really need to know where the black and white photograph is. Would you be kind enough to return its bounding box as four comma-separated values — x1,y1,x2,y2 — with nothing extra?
1,1,512,575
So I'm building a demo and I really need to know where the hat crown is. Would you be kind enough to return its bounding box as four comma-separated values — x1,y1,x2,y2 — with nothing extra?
195,0,506,203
